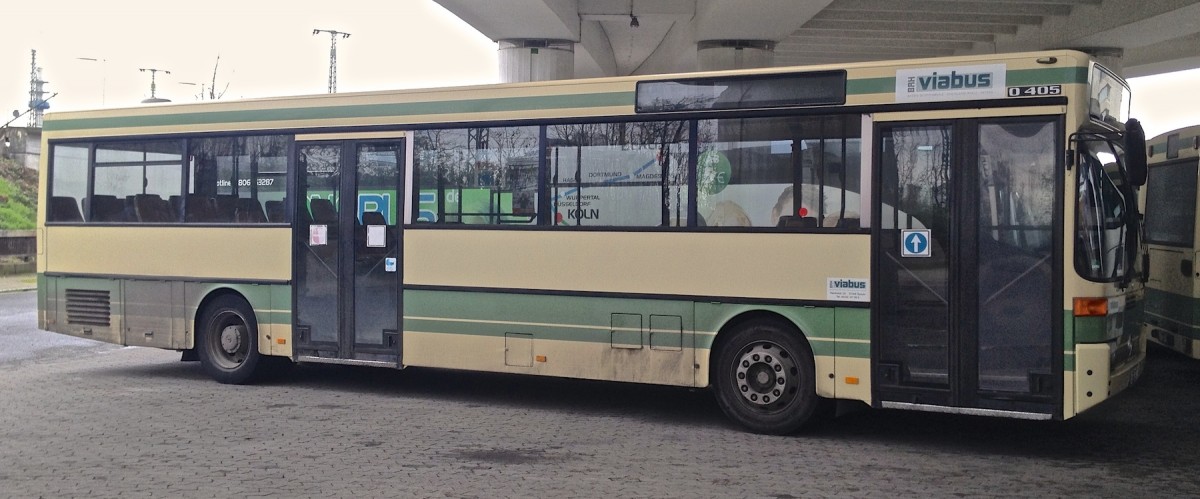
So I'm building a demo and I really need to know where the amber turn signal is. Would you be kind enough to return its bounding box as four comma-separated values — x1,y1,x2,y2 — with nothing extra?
1073,297,1108,317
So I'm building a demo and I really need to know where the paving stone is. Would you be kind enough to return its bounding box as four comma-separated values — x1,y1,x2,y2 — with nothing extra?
0,346,1198,497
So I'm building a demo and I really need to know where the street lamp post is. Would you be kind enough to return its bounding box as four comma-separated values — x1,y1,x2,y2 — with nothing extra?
2,94,56,154
139,68,172,103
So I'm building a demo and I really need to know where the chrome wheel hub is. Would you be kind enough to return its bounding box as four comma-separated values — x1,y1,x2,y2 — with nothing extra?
220,324,244,355
734,342,795,407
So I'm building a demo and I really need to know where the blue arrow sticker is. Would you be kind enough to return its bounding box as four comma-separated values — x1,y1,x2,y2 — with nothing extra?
901,229,931,257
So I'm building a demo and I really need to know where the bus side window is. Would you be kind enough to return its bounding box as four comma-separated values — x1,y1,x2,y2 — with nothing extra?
49,196,83,222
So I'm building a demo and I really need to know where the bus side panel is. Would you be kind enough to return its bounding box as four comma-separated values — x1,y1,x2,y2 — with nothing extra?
41,276,293,356
122,279,183,350
403,230,871,303
1144,247,1200,358
42,226,289,281
402,289,696,387
37,273,54,331
44,275,123,345
693,304,871,404
834,307,872,403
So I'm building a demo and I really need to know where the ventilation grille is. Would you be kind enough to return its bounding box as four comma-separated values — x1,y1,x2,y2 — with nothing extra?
65,289,111,327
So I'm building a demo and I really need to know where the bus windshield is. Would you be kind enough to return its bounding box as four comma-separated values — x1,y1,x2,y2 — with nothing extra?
1075,136,1133,282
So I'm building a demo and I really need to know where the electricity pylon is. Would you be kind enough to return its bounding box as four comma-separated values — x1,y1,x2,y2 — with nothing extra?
313,29,351,93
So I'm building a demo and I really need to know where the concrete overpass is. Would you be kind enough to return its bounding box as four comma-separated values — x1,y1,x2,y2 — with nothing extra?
434,0,1200,80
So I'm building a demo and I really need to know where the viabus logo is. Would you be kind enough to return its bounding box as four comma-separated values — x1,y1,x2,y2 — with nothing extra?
831,279,866,289
915,71,993,91
896,64,1006,102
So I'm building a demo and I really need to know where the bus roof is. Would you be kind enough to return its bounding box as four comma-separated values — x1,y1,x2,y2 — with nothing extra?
43,49,1097,137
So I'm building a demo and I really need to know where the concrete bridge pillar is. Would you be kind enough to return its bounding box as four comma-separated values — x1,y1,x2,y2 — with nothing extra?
697,40,776,71
498,39,575,83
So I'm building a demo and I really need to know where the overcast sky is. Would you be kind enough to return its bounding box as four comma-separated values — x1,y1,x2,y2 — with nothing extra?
2,0,1197,138
1,0,498,115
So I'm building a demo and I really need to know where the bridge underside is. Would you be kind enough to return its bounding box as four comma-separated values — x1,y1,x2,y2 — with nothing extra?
435,0,1200,79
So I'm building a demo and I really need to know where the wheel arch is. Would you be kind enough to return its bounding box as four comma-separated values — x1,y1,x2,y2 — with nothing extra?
193,288,252,330
702,307,824,383
710,309,809,360
700,304,840,398
185,282,288,357
189,287,258,351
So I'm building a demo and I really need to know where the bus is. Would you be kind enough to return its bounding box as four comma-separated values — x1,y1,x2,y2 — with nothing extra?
1143,125,1200,358
37,50,1148,434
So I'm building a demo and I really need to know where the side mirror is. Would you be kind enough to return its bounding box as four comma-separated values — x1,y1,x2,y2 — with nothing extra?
1124,118,1147,186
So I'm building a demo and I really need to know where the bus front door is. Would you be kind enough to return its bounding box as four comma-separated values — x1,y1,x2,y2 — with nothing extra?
873,118,1061,417
294,139,405,366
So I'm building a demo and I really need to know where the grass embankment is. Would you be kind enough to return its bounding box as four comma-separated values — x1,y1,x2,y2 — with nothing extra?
0,158,36,230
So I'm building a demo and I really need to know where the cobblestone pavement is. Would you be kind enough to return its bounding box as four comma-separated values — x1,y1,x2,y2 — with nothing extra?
1,343,1198,498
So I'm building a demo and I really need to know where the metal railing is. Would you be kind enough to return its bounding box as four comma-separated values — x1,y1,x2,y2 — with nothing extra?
0,230,35,275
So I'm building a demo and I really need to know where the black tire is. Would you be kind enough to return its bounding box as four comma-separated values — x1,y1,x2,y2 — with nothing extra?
712,319,819,434
197,294,266,384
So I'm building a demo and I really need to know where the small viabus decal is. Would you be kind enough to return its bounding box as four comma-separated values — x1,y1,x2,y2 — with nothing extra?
827,277,870,302
896,63,1006,103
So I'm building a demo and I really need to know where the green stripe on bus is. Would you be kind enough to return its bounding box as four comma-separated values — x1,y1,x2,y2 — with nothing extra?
834,341,870,359
223,283,293,326
1006,67,1089,86
836,307,870,341
1073,315,1108,344
846,77,894,95
44,92,636,132
405,289,695,345
44,66,1089,132
404,289,870,357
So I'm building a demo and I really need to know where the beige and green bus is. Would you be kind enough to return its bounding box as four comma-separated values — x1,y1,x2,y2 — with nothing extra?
1143,125,1200,358
37,50,1148,434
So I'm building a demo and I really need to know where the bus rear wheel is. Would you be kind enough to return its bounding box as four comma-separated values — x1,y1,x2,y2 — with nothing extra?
712,319,819,434
198,295,265,384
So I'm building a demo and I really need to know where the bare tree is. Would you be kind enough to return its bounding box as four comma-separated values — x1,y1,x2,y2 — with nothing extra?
189,56,231,101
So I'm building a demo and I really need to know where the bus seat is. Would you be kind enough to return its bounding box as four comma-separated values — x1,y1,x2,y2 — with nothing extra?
265,200,285,222
214,196,238,222
133,194,176,223
361,211,386,226
836,217,861,229
309,198,337,224
184,194,217,222
235,198,267,223
777,215,818,228
86,195,125,222
50,196,83,222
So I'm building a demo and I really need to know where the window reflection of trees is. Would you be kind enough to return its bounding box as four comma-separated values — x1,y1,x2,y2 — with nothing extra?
979,122,1055,253
415,126,539,224
547,121,689,227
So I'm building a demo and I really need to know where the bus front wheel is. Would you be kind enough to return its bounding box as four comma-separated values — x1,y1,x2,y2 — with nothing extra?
198,295,265,384
712,319,819,434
